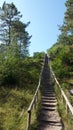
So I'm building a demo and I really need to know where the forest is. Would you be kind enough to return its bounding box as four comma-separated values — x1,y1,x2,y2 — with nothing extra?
0,0,73,130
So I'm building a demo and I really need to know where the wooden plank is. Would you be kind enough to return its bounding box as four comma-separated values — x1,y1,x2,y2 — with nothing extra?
27,54,45,130
50,64,73,115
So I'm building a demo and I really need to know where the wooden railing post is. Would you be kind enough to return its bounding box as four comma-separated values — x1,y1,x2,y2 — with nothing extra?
27,110,31,130
62,94,64,103
48,55,73,116
66,102,68,114
26,54,46,130
66,102,69,114
34,95,36,109
49,64,73,115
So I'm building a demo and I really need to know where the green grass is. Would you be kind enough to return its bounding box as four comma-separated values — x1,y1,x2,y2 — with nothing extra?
0,86,42,130
0,56,44,130
60,81,73,106
28,91,42,130
68,78,73,84
0,86,34,130
54,83,73,130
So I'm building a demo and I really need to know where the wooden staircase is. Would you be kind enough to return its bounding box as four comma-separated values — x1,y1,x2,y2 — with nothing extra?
39,55,63,130
27,54,73,130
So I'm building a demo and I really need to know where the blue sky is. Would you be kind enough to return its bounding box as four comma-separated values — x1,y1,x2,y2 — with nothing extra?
0,0,66,55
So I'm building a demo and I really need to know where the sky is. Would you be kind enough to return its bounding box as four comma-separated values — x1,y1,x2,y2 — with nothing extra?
0,0,66,55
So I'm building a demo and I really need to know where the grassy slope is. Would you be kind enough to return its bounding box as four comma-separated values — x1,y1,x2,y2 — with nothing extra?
0,57,44,130
0,87,33,130
54,83,73,130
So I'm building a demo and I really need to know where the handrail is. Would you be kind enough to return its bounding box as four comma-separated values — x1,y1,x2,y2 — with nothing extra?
50,64,73,115
26,55,45,130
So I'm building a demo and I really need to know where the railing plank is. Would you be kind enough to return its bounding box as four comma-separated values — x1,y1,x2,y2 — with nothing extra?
26,55,45,130
49,63,73,115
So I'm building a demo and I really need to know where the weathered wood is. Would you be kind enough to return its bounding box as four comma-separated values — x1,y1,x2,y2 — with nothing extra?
27,111,31,130
26,55,45,130
26,53,73,130
27,85,39,130
39,54,63,130
61,89,73,115
19,108,24,119
49,63,73,115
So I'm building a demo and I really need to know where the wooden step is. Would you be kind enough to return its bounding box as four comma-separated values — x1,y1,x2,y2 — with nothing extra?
39,55,63,130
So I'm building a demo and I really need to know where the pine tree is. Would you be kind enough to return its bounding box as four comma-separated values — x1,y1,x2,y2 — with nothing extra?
0,2,31,57
11,20,31,57
0,2,31,86
0,2,22,45
60,0,73,44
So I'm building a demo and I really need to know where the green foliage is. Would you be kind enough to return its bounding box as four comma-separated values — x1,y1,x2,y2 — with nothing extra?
0,87,33,130
33,52,45,62
29,92,41,130
54,83,73,130
60,0,73,45
0,1,45,130
0,1,22,45
0,2,31,57
48,43,73,80
47,13,73,78
47,1,73,128
0,2,31,86
0,54,44,129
